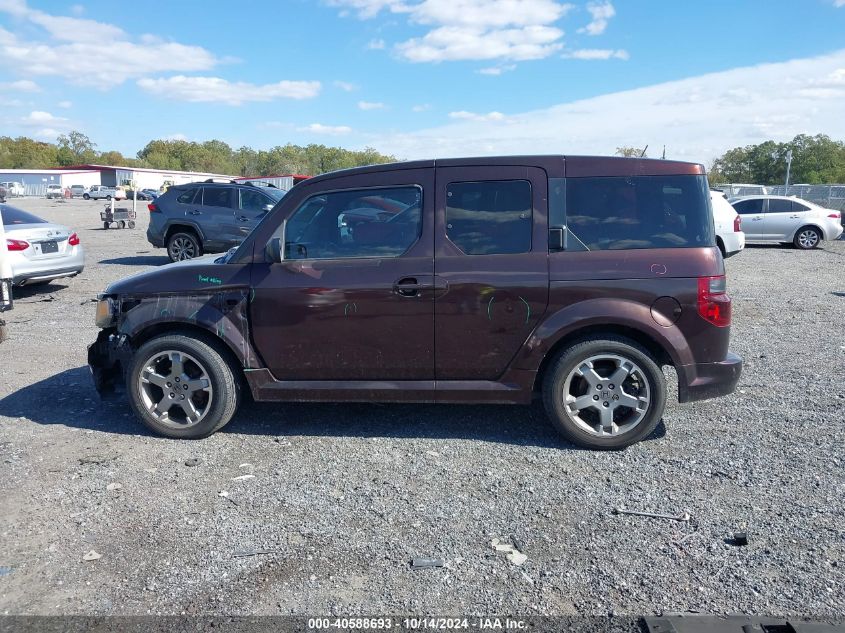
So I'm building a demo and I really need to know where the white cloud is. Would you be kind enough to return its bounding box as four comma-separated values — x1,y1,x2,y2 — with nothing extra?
478,64,516,75
137,76,321,105
332,0,575,63
562,48,628,60
367,38,386,49
334,80,357,91
835,0,844,7
578,1,615,35
0,78,40,91
21,110,66,124
448,110,508,122
0,0,220,83
358,100,386,110
367,49,845,166
412,104,431,112
299,123,353,135
57,100,72,108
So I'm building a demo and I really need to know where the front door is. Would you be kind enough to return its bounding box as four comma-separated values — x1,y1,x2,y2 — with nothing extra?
732,198,765,240
235,188,275,242
434,166,549,381
249,169,435,381
198,186,236,251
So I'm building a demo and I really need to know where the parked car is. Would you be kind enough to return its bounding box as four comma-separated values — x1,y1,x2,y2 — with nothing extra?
729,195,843,249
89,156,742,449
123,189,154,201
710,190,745,258
146,180,287,262
45,184,65,199
0,181,25,197
1,203,85,286
0,183,6,203
141,188,160,199
70,185,88,198
84,185,126,201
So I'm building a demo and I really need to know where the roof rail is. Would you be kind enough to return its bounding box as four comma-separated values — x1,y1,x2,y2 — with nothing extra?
203,178,239,184
241,180,278,189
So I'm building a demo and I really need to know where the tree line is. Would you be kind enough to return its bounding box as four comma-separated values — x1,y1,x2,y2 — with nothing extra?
0,131,397,176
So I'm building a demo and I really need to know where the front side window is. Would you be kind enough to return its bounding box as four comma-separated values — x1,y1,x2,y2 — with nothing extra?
240,189,273,213
445,180,532,255
733,199,764,215
284,186,422,260
202,187,232,208
565,175,714,251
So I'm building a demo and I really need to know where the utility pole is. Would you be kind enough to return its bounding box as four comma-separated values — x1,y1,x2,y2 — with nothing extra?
784,149,793,191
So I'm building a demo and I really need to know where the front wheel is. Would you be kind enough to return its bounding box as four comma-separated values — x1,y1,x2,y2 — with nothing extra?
794,227,821,250
127,334,241,439
542,337,667,450
83,194,90,200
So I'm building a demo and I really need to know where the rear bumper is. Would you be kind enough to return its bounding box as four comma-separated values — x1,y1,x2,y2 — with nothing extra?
11,248,85,285
721,231,745,258
88,329,132,396
677,351,743,403
13,265,84,285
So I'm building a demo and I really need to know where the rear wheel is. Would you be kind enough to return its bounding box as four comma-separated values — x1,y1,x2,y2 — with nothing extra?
128,220,136,229
542,337,666,450
127,334,241,439
794,227,821,250
167,231,202,262
106,195,112,200
103,221,109,229
118,220,126,229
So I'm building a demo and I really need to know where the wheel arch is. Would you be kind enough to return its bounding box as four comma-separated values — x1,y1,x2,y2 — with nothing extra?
165,223,205,244
792,223,824,242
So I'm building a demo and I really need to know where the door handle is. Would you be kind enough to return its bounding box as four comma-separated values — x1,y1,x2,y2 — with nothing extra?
237,215,250,222
393,276,429,297
188,210,202,216
789,215,800,219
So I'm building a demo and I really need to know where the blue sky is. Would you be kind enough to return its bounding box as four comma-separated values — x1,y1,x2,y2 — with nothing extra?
2,0,845,163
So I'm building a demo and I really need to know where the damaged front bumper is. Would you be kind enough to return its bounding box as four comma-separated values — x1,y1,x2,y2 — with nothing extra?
88,329,133,396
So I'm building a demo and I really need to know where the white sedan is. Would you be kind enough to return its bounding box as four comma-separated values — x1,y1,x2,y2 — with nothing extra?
730,195,843,249
1,204,85,286
710,190,745,258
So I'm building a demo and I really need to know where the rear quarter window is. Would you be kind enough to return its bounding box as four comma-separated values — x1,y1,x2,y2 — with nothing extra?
564,175,714,251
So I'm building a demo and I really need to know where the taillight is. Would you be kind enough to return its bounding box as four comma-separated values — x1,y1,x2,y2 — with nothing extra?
6,238,29,251
698,275,731,327
148,203,159,213
733,215,741,232
828,213,840,219
68,232,80,246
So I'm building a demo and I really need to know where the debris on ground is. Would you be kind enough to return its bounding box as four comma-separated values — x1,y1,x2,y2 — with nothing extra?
612,507,691,522
491,537,528,566
0,567,13,577
410,558,444,569
728,532,749,546
106,482,122,491
232,549,275,558
232,474,255,481
82,550,102,562
78,454,117,465
425,450,440,457
184,458,200,467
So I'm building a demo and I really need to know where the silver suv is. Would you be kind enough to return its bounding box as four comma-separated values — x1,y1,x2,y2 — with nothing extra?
730,195,843,249
146,180,287,262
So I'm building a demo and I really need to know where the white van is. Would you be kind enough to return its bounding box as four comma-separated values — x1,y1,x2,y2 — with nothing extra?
0,182,25,197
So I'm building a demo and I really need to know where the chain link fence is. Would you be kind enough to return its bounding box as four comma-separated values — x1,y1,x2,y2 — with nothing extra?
716,183,845,211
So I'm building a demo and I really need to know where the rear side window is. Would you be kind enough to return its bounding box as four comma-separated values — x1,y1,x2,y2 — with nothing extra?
240,189,273,213
446,180,532,255
733,199,764,215
565,175,714,251
202,187,232,208
1,204,45,226
175,188,198,204
767,199,792,213
792,201,810,212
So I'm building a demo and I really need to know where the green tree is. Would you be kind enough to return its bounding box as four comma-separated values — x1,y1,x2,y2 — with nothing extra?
56,130,97,165
615,146,648,158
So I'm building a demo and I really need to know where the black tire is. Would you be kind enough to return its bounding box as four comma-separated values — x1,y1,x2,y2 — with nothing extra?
128,220,136,229
167,230,202,262
716,237,726,258
542,336,667,450
118,220,126,229
103,221,109,229
106,195,112,200
126,333,241,439
83,193,90,200
793,226,821,250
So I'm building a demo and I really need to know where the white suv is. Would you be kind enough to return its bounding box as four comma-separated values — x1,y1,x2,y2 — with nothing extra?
84,185,126,201
0,181,25,197
46,184,65,199
730,195,844,249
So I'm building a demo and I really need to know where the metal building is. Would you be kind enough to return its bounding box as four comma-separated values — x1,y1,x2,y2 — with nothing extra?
0,169,101,197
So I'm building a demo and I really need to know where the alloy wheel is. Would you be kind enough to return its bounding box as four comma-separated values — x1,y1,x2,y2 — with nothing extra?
797,229,819,249
169,236,196,260
562,353,651,437
137,350,213,429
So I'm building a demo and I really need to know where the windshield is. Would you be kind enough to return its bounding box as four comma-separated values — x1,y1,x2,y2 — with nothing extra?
1,204,46,226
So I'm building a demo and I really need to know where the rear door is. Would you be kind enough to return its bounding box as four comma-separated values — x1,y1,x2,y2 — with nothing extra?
235,188,275,240
197,186,236,250
732,198,765,239
762,198,801,241
433,166,549,381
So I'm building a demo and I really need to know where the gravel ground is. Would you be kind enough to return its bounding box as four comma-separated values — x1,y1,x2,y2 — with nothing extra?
0,197,843,618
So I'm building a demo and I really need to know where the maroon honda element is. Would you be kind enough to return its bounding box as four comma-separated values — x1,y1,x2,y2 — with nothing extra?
89,156,742,449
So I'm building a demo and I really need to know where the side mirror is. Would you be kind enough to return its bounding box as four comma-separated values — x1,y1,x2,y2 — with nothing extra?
265,221,286,263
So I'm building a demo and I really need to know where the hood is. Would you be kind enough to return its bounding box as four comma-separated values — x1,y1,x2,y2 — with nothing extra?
106,254,251,296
